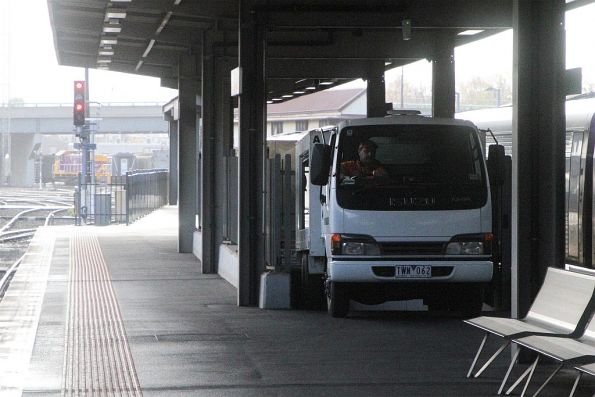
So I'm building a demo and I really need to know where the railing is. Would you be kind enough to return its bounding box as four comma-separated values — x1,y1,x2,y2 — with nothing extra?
126,169,169,224
74,169,168,226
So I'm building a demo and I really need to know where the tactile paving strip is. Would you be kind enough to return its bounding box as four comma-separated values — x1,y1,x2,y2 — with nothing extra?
62,233,142,396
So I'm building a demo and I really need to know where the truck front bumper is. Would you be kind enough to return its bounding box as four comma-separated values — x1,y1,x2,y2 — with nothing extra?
328,259,493,283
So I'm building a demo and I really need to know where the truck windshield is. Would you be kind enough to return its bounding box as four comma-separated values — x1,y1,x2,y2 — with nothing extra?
336,124,487,211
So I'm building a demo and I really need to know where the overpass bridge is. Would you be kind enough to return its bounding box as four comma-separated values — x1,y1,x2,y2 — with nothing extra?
0,102,170,186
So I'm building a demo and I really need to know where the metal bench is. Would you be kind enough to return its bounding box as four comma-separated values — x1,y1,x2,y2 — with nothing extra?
464,267,595,388
499,269,595,397
573,362,595,397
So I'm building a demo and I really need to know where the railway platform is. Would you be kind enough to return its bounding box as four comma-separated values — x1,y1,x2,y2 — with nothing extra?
1,206,593,396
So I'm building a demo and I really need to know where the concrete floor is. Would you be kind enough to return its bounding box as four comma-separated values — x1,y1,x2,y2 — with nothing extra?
15,207,595,396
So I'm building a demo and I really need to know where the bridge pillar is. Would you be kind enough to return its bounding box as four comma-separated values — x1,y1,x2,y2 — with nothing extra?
238,1,266,306
431,32,456,118
0,133,9,185
512,0,566,318
10,133,41,187
177,54,201,253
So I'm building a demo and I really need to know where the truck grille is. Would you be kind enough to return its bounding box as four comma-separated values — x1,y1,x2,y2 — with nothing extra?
379,242,445,256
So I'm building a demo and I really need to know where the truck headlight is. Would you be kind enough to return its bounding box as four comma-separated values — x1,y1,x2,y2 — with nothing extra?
445,233,492,256
331,234,381,256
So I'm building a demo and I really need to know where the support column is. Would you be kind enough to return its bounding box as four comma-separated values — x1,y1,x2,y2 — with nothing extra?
177,54,200,253
166,114,178,205
238,0,266,306
10,133,40,187
431,33,456,118
200,32,216,274
365,61,386,117
512,0,565,317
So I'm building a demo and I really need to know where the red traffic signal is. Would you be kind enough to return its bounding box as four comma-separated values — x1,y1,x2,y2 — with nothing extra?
73,80,86,126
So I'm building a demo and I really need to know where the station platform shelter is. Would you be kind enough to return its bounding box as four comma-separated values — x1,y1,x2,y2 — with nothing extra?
0,206,592,396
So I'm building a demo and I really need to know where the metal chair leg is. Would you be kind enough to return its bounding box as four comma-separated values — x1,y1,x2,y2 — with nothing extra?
475,339,511,378
498,347,521,395
568,372,582,397
468,333,489,378
520,355,540,397
531,363,563,397
506,361,535,395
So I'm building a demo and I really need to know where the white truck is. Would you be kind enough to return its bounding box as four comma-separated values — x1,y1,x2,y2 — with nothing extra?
295,114,501,317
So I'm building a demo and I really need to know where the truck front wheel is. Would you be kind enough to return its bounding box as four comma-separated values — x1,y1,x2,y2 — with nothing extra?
326,281,349,318
456,284,484,318
300,254,325,310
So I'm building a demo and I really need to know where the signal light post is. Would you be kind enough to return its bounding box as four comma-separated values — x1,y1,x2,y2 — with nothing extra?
73,80,85,126
73,72,96,223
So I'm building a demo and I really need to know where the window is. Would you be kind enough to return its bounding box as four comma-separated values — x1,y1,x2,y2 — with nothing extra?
298,155,310,230
336,124,487,211
271,121,283,135
295,120,309,131
319,119,335,127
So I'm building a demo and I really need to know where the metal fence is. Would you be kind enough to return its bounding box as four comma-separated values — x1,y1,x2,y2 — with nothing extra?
126,169,168,224
74,169,168,226
265,154,297,272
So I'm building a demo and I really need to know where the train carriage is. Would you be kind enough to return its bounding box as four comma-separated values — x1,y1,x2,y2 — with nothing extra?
458,95,595,269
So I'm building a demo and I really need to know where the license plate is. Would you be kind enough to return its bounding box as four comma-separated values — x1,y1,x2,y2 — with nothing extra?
395,265,432,278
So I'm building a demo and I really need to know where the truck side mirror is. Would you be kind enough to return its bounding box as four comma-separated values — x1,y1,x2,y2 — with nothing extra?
487,144,505,186
310,143,331,186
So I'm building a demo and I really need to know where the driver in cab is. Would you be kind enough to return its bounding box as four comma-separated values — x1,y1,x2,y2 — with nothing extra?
340,140,388,183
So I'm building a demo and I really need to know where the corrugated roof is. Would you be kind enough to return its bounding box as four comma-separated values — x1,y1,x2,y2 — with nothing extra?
268,88,366,115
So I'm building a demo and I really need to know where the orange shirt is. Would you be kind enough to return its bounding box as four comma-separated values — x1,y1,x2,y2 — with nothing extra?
340,160,385,178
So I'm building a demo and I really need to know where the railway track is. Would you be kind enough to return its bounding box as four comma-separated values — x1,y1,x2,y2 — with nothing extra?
0,187,75,297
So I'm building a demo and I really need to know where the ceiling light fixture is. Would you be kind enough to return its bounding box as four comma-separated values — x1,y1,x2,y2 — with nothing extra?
105,8,127,19
305,86,316,91
174,0,182,5
103,22,122,33
156,12,172,34
135,60,144,71
97,58,112,63
100,37,118,45
272,98,282,101
402,19,411,40
457,29,484,36
282,94,293,98
142,39,156,58
293,90,306,95
319,81,334,86
99,49,115,56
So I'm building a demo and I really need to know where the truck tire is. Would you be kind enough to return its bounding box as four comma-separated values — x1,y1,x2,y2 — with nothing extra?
300,254,325,310
458,284,484,318
327,281,349,318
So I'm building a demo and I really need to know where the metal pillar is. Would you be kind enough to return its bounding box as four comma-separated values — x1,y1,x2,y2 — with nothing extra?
215,58,235,244
177,54,200,253
238,0,266,306
365,61,386,118
200,31,216,274
431,33,456,118
167,117,178,205
512,0,566,318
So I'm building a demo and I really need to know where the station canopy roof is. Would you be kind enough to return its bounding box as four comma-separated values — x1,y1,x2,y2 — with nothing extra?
48,0,566,101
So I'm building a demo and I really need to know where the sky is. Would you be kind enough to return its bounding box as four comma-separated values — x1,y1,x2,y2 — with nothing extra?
1,1,595,104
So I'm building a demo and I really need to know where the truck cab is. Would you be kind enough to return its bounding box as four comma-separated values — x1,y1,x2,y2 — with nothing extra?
295,114,495,317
